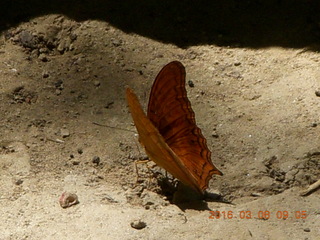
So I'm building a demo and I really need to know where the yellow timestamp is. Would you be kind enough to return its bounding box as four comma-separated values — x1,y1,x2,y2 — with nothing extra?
209,210,307,220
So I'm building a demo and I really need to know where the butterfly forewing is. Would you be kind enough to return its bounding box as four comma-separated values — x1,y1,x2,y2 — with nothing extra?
147,61,222,192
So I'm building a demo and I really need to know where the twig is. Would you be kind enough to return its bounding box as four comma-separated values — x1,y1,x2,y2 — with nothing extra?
300,179,320,196
92,122,136,133
46,138,65,143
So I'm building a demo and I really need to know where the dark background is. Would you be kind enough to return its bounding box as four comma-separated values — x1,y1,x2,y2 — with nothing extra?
1,0,320,48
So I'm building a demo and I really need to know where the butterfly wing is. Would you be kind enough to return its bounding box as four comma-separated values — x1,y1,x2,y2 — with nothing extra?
126,88,200,192
147,61,222,192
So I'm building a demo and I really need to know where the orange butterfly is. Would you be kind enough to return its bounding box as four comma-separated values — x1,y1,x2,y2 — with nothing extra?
126,61,222,194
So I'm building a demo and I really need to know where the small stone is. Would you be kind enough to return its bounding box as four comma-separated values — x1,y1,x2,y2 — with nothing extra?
92,156,100,165
38,53,48,62
250,192,262,197
248,94,261,100
105,101,114,109
101,194,118,203
212,129,219,138
19,30,37,49
70,33,77,41
77,148,83,154
188,80,194,88
72,161,80,165
111,38,121,47
60,128,70,138
234,62,241,66
59,192,79,208
315,90,320,97
284,168,299,183
15,179,23,185
57,41,65,53
54,80,64,90
130,219,146,230
94,81,100,87
311,122,318,127
42,72,49,78
39,48,48,53
303,228,311,232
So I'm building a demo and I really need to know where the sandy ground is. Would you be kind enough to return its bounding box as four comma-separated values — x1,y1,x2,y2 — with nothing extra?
0,2,319,240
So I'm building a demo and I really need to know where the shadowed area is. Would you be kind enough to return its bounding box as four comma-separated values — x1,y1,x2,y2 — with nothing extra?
1,0,320,48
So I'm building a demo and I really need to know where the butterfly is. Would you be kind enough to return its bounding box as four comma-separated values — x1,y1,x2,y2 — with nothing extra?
126,61,222,194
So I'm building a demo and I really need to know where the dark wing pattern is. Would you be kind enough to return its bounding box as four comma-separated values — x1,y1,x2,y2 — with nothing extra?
147,61,222,192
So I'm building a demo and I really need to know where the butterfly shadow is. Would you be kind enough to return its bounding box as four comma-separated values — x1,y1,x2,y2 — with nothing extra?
161,182,233,211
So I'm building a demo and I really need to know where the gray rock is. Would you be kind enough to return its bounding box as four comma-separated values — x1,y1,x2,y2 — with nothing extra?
19,31,37,49
130,219,146,230
60,128,70,138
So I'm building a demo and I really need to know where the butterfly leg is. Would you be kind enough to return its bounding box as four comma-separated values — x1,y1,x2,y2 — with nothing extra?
133,138,153,184
134,159,150,183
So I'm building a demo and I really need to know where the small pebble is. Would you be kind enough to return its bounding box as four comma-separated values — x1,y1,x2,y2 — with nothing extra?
303,228,311,232
59,192,79,208
39,48,48,53
92,156,100,165
15,179,23,185
111,38,121,47
60,128,70,138
212,133,219,138
38,53,48,62
77,148,83,154
54,80,64,90
212,128,219,138
55,89,62,95
188,80,194,88
315,90,320,97
130,219,146,230
94,81,100,87
105,101,114,109
57,42,66,53
19,30,36,49
250,192,262,197
42,72,49,78
72,161,80,165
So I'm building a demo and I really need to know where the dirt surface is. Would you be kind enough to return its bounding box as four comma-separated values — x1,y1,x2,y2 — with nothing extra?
0,2,320,240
